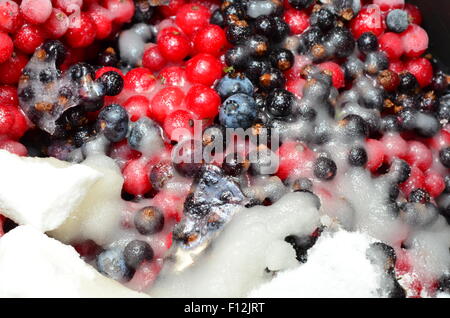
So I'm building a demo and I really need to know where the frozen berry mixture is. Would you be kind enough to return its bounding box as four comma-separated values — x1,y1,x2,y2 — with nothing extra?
1,0,450,298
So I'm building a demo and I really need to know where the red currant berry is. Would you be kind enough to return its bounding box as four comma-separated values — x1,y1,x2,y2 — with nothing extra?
8,107,28,140
175,3,210,36
103,0,135,24
157,29,191,62
123,95,151,122
401,24,428,58
150,86,185,123
65,12,96,48
276,141,315,180
373,0,404,11
158,66,187,87
424,171,445,198
160,0,186,18
283,9,309,35
389,60,405,73
405,57,433,88
44,8,70,39
405,141,433,172
163,109,195,142
381,133,408,163
88,5,113,40
0,0,20,33
404,3,422,25
0,86,18,106
350,5,385,39
366,138,385,172
20,0,52,24
318,62,344,89
0,32,13,64
186,84,221,119
379,32,404,61
400,166,425,197
185,53,222,86
0,105,14,135
0,52,28,85
14,25,46,55
142,46,167,72
124,68,156,93
193,24,227,56
0,139,27,156
95,66,124,79
122,159,152,196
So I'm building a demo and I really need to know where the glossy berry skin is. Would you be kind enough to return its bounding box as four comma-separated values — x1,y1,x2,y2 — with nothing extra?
405,58,433,88
226,20,252,44
185,53,222,86
150,86,185,123
97,249,131,282
313,157,337,181
259,68,285,91
13,25,45,55
65,13,97,48
219,93,257,129
163,109,195,141
96,104,129,143
0,52,28,85
124,68,156,93
439,147,450,168
0,1,20,33
0,32,13,64
175,3,210,36
215,74,254,100
267,89,295,118
123,159,152,195
379,32,404,60
224,45,249,70
193,24,227,56
134,206,165,235
142,46,167,72
186,85,221,119
160,0,186,18
44,8,69,39
103,0,135,24
270,48,294,71
0,105,14,135
350,5,385,39
310,8,336,32
357,32,379,54
157,29,190,62
123,95,151,122
123,240,154,270
318,62,345,89
324,27,355,59
283,9,309,35
158,66,187,87
98,71,124,96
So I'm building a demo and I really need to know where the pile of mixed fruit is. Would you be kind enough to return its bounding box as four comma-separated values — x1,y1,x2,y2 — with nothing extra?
1,0,450,297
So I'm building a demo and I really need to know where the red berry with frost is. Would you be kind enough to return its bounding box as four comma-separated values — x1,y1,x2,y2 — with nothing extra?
318,62,344,89
186,84,221,119
276,141,315,180
400,166,425,197
44,8,69,39
0,32,13,64
381,133,408,163
186,53,222,86
379,32,404,60
0,86,18,106
424,171,445,198
193,24,227,56
401,24,428,58
0,0,20,33
0,105,14,135
405,141,433,171
283,9,309,35
20,0,52,24
405,57,433,88
159,0,186,18
65,12,96,48
404,3,422,25
163,109,195,142
109,140,141,162
0,52,28,85
175,3,210,36
123,95,151,122
123,159,152,196
150,86,185,123
142,46,167,72
8,107,28,140
157,29,191,62
373,0,404,11
103,0,135,24
366,138,385,172
389,60,405,73
53,0,82,14
286,78,306,98
0,139,27,156
350,5,385,39
14,25,45,55
88,5,113,40
124,68,156,93
159,66,187,87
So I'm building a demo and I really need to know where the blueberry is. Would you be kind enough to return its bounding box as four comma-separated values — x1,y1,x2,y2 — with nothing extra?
128,117,160,151
219,93,257,129
288,0,314,10
325,27,355,59
132,0,154,24
226,20,252,44
267,88,295,118
398,72,418,93
210,9,225,27
340,114,369,139
439,147,450,168
314,157,337,180
222,152,248,176
97,71,124,96
310,8,336,31
348,146,367,166
134,206,165,235
245,35,269,57
215,73,254,100
96,249,131,282
150,161,175,191
42,40,67,67
123,240,154,270
96,104,129,142
414,113,439,138
225,45,249,70
270,48,294,71
409,188,430,204
253,15,276,38
258,67,286,91
364,51,389,75
357,32,379,54
386,9,409,33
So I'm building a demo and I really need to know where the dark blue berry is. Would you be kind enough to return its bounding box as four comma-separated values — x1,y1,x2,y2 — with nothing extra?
96,249,131,281
123,240,154,269
357,32,379,54
348,146,368,166
97,71,124,96
314,157,337,180
219,93,257,129
96,104,129,142
386,9,409,33
134,206,165,235
215,73,254,100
